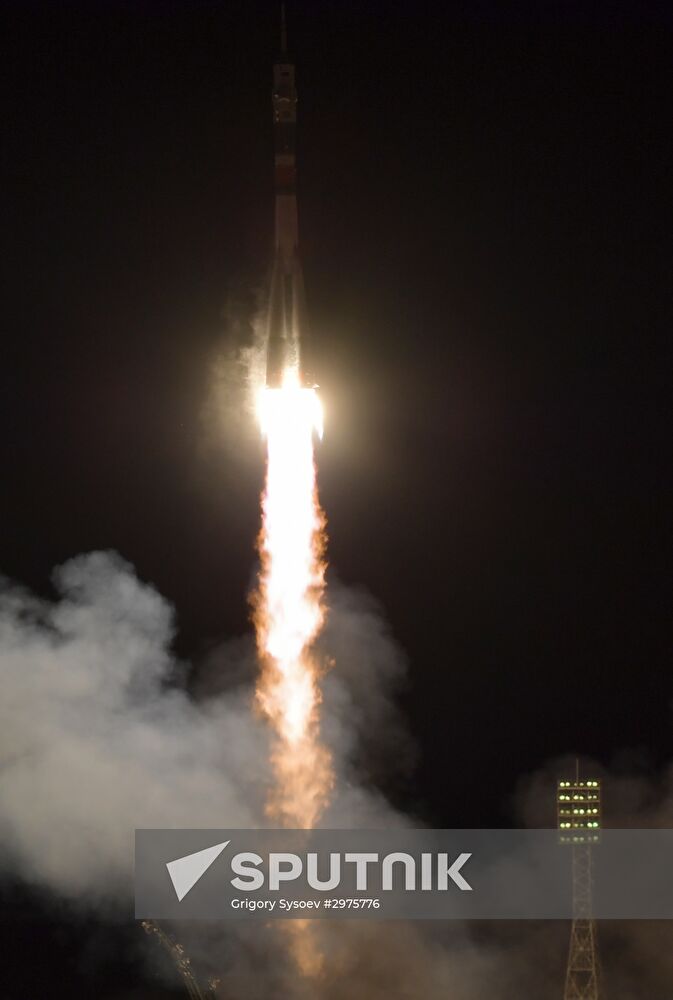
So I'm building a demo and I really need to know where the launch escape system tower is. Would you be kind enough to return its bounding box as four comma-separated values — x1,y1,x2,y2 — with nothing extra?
557,773,602,999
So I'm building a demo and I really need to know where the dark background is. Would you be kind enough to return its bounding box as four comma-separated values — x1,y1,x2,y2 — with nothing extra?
1,1,671,995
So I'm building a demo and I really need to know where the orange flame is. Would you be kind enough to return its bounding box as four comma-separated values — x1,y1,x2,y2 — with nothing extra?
253,368,333,829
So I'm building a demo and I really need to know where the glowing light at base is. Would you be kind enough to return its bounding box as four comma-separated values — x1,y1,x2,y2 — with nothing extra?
253,367,333,830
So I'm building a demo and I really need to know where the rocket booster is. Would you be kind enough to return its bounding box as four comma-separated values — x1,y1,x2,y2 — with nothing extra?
266,7,313,388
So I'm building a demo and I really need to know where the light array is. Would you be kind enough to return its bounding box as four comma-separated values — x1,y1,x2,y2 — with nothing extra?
557,778,601,844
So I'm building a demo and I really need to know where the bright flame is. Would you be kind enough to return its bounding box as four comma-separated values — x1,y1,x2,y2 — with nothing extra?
253,367,333,829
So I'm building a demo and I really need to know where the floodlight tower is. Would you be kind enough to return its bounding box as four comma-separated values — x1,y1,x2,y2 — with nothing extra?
557,769,602,999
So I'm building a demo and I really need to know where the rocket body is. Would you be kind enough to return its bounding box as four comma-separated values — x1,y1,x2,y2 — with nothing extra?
266,17,313,387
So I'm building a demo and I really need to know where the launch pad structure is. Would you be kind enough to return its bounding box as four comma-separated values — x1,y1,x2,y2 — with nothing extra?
141,920,219,1000
557,771,602,999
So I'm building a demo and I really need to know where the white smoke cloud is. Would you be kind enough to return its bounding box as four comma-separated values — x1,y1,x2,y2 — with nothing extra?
0,551,265,900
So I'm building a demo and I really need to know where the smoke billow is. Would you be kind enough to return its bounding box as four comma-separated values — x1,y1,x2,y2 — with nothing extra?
0,551,265,901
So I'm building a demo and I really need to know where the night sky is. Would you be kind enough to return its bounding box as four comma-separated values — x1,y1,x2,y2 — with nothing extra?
1,1,671,995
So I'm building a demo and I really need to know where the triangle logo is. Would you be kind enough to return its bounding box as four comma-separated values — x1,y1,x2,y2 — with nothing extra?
166,840,230,902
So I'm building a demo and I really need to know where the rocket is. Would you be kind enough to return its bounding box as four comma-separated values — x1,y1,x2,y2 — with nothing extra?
266,6,314,388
